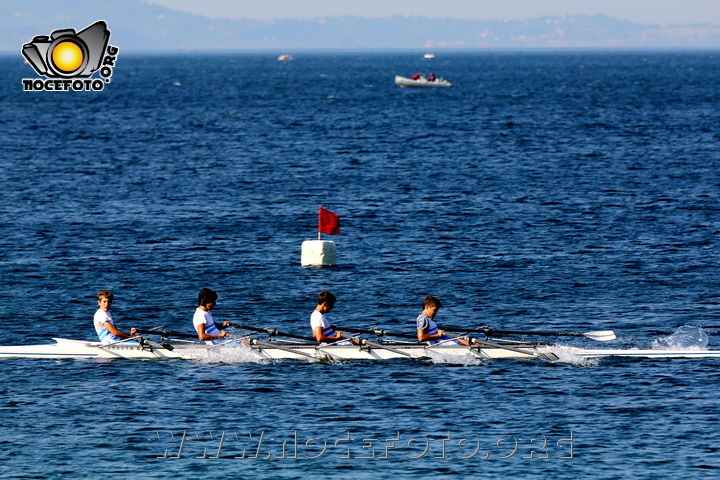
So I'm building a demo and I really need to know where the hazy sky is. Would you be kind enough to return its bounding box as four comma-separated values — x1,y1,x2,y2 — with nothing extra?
143,0,720,25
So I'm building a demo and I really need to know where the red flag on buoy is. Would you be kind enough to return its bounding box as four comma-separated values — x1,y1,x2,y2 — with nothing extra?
318,206,340,235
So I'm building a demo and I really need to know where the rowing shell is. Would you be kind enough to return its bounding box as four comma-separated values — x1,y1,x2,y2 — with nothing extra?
0,338,186,359
1,338,720,361
0,338,553,361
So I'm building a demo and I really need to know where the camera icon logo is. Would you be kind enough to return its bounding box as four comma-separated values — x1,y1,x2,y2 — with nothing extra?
22,21,110,78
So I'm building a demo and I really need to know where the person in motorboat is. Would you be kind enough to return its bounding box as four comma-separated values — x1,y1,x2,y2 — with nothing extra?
412,73,421,80
416,295,467,345
94,290,138,344
193,288,231,344
310,290,351,344
428,73,436,82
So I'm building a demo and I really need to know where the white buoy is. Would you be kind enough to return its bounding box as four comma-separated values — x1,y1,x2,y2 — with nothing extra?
301,240,337,267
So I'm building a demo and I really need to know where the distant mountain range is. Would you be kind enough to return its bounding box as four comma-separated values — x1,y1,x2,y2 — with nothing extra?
3,0,720,51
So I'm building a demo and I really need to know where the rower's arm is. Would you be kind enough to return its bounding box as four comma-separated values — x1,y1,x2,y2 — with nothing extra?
104,321,135,340
313,326,342,342
196,324,227,341
417,328,445,342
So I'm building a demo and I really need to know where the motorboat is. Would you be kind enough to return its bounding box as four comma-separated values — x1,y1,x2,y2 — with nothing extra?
395,75,452,88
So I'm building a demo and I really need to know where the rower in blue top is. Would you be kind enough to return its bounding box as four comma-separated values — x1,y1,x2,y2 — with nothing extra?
416,295,467,345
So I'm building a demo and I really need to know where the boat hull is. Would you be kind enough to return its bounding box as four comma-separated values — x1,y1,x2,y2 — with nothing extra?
0,338,188,359
395,75,451,88
0,338,551,361
250,342,555,361
1,338,719,361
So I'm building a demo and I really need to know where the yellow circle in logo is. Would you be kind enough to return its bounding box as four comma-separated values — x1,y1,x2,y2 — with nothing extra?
51,41,84,73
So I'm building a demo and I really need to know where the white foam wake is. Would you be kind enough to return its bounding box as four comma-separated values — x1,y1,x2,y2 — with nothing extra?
183,343,268,364
544,345,602,366
651,325,709,351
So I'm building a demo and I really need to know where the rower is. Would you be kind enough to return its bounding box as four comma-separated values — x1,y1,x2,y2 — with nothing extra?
94,290,138,344
416,295,467,345
310,290,350,344
193,288,230,343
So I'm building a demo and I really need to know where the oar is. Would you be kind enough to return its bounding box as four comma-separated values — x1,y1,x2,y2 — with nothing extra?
100,334,176,351
249,338,317,359
440,325,616,342
333,325,418,340
437,331,537,357
141,338,175,351
246,334,337,363
135,328,199,339
227,323,318,343
470,338,536,356
339,334,429,360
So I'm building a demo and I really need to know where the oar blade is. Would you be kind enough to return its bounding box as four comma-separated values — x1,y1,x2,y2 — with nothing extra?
584,330,616,342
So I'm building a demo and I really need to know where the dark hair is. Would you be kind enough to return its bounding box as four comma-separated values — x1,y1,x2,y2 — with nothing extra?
422,295,442,309
98,290,113,301
198,288,218,306
317,290,336,306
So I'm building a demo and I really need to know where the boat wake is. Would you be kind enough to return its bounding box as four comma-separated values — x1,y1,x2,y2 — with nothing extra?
545,346,602,367
184,343,268,364
651,325,709,350
425,349,489,366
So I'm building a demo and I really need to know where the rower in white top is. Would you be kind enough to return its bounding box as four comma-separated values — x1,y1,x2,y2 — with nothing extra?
310,289,350,344
193,288,230,343
93,290,137,344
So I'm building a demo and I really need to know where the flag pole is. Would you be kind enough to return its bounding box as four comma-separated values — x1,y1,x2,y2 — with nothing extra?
318,205,321,241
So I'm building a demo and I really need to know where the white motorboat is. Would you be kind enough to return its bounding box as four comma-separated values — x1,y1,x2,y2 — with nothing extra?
395,75,452,88
278,54,295,61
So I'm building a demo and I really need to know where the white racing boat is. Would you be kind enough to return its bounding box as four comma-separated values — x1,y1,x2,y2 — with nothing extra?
0,337,190,360
0,337,556,361
395,75,452,88
1,325,719,362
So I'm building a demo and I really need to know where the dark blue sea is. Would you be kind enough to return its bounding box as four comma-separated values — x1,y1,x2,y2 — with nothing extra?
1,50,719,479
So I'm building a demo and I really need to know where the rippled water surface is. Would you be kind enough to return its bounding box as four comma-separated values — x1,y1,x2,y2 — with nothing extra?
1,51,719,479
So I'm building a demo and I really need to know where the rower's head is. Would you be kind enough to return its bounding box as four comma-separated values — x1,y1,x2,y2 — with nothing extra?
98,290,113,311
422,295,442,318
317,289,336,312
198,288,218,310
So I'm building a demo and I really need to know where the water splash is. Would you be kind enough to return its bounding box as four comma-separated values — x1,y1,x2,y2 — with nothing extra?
545,345,601,367
425,349,490,366
651,325,709,350
183,343,268,364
